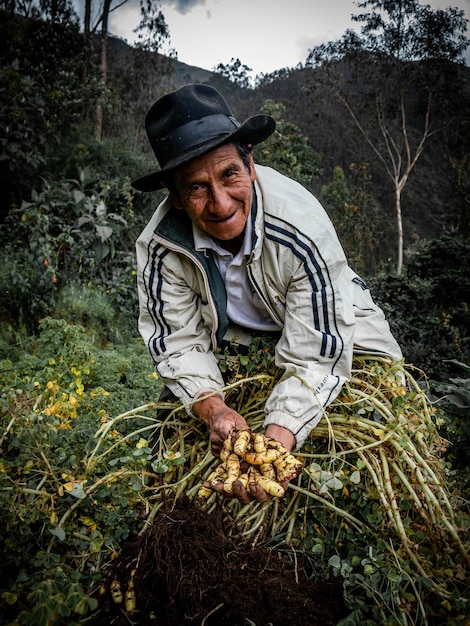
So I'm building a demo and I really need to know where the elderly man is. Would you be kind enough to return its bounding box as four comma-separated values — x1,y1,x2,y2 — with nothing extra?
132,84,402,502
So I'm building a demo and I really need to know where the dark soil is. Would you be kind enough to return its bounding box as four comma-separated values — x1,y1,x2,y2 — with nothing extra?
91,497,347,626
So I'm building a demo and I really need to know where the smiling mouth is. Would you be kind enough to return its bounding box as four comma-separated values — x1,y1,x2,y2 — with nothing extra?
209,213,236,224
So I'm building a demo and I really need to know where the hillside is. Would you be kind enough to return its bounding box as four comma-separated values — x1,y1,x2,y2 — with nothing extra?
1,3,468,265
107,36,469,258
237,64,469,251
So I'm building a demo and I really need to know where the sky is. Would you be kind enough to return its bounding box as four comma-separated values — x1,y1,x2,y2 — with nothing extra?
102,0,470,77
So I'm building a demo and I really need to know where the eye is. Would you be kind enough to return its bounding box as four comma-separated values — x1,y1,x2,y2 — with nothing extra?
185,182,207,196
223,168,238,180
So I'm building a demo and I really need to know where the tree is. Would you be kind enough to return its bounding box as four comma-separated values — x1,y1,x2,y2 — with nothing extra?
82,0,172,140
0,0,77,20
306,0,469,273
321,164,382,276
0,6,92,220
254,100,323,190
213,57,253,89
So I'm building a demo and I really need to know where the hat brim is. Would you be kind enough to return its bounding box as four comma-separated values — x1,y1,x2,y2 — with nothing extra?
131,114,275,192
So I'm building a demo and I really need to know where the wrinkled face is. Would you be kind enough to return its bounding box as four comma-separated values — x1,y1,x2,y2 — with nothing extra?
172,144,256,243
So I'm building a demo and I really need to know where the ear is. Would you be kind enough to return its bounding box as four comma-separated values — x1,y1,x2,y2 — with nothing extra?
248,152,256,183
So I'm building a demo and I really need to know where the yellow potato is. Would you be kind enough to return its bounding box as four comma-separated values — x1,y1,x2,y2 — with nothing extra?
233,429,251,457
244,449,281,465
254,473,285,498
253,432,267,454
260,463,276,480
110,579,123,604
223,453,241,494
220,436,234,462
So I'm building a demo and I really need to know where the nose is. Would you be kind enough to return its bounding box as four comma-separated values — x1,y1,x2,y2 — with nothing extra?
208,184,232,216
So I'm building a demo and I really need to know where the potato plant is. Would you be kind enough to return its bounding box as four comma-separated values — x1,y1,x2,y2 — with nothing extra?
0,318,161,625
1,331,469,625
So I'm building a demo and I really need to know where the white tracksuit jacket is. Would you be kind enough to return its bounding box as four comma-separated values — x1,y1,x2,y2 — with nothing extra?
136,164,402,449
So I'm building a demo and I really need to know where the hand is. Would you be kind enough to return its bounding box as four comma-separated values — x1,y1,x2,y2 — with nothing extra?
197,415,298,504
230,426,297,504
205,466,294,505
193,394,249,456
265,424,296,453
228,477,273,504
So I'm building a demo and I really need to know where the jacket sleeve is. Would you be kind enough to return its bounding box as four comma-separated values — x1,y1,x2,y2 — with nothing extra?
261,222,356,449
253,167,402,450
136,221,225,408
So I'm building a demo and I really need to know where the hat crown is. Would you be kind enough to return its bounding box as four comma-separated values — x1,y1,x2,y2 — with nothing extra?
131,84,275,192
147,84,233,132
146,84,239,168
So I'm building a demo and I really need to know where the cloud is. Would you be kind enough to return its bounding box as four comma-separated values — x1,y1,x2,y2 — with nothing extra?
162,0,205,15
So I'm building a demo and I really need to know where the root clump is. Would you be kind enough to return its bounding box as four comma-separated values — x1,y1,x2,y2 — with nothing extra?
95,497,346,626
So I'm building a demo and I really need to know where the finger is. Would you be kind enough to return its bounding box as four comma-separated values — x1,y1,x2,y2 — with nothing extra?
205,480,229,498
248,481,271,503
210,434,225,457
211,443,221,458
231,480,252,504
204,479,245,502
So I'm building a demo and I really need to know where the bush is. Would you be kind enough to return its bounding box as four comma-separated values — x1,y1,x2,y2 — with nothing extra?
369,236,470,381
431,360,470,471
0,314,162,625
0,171,140,333
369,237,470,481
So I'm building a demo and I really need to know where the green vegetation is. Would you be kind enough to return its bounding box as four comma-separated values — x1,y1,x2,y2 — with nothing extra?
0,3,469,625
1,335,468,624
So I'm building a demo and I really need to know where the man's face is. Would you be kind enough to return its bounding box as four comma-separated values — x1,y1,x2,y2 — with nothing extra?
172,144,256,242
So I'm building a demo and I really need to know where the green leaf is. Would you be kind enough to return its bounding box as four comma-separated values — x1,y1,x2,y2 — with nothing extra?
329,555,341,569
1,592,17,605
95,225,113,242
132,447,147,457
350,470,361,484
151,460,170,473
131,478,142,492
326,476,343,490
69,482,85,499
74,598,88,616
90,537,104,553
49,527,66,541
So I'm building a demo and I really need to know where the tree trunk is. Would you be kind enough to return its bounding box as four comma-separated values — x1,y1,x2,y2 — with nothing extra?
81,0,92,86
395,185,403,275
95,0,111,141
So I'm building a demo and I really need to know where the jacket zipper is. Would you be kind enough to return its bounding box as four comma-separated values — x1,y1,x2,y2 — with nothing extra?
152,233,220,349
247,264,284,327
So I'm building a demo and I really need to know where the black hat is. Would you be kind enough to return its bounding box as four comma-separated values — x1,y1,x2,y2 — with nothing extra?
131,84,276,192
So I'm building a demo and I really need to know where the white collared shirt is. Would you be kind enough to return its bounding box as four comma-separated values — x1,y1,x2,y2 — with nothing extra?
193,216,280,331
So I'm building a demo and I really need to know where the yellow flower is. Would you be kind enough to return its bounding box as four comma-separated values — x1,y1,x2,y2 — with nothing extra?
44,402,60,416
136,438,148,449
